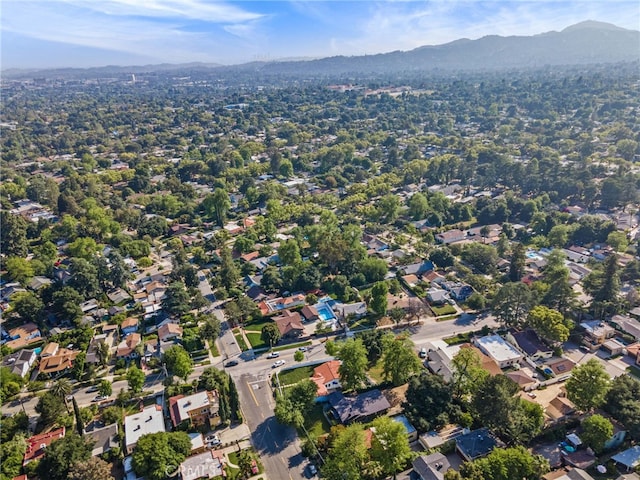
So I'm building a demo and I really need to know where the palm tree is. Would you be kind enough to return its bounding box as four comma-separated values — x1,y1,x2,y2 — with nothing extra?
50,378,72,413
96,340,111,366
50,378,72,399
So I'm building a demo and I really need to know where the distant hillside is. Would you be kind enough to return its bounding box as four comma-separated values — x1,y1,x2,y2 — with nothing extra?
3,21,638,79
256,21,640,75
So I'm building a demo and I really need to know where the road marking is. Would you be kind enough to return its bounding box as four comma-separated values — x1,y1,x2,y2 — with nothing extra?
246,381,259,406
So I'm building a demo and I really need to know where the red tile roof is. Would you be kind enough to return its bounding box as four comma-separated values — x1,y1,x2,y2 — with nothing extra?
23,427,65,465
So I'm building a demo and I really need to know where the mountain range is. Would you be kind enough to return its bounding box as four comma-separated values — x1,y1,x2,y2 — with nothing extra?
3,21,639,78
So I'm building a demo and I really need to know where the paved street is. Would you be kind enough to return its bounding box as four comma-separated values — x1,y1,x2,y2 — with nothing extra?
237,369,307,480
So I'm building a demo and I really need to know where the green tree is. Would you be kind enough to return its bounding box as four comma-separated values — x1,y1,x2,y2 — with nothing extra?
1,435,27,479
566,359,611,412
67,237,98,260
321,424,369,480
604,375,640,440
294,350,304,362
584,254,620,317
359,257,388,284
461,243,499,274
376,194,400,223
381,333,422,386
68,257,101,299
52,286,83,322
370,416,413,479
11,291,45,322
73,351,86,380
127,365,145,394
163,345,194,381
199,314,221,342
261,323,281,349
132,432,192,480
508,243,526,282
461,445,549,480
451,347,489,398
492,282,535,329
35,392,66,428
606,231,628,252
161,281,191,317
581,414,614,454
472,375,520,440
98,379,113,397
203,188,231,226
370,281,388,315
527,306,572,343
407,192,429,220
336,338,369,391
403,371,453,432
219,245,240,290
36,433,93,480
1,211,28,257
68,457,115,480
4,256,34,285
278,239,302,266
0,411,29,444
50,378,72,400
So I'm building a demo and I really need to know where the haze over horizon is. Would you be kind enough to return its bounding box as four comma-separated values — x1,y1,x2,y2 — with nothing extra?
2,0,640,70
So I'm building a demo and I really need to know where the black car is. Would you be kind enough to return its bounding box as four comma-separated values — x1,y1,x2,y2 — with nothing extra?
225,360,239,367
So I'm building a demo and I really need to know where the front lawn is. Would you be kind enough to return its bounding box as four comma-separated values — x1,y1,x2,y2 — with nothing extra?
444,331,473,345
367,361,385,384
277,365,315,386
431,304,457,316
232,329,248,351
244,319,272,333
272,340,312,352
303,402,332,439
245,331,267,349
627,364,640,379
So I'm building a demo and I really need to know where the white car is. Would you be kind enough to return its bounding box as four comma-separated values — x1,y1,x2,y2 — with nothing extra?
206,434,221,447
266,352,280,359
272,360,286,368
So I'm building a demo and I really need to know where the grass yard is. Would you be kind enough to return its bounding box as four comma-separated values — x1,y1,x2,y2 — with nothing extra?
277,365,315,386
245,331,267,349
232,329,248,351
367,361,385,384
436,314,459,322
627,364,640,379
303,402,332,439
431,304,457,316
444,331,473,345
350,316,378,330
244,319,272,333
272,340,312,352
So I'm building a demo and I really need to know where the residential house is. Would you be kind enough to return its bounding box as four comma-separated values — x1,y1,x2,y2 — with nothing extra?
272,310,305,340
180,450,225,480
84,422,119,457
116,333,142,359
4,323,41,350
581,320,616,345
107,288,131,304
601,338,626,356
611,314,640,341
86,329,118,364
124,405,165,454
38,345,79,376
300,305,319,322
332,301,367,320
399,260,435,276
564,246,590,263
474,334,523,368
545,395,576,424
121,317,139,336
459,344,502,376
626,343,640,365
543,468,595,480
2,348,37,378
23,427,66,465
311,360,342,396
158,323,183,342
506,329,553,361
412,452,451,480
455,428,498,461
80,299,100,314
435,229,467,245
422,270,445,284
604,418,627,451
440,281,473,301
426,288,449,305
611,446,640,473
545,357,576,378
328,390,391,425
506,370,536,389
168,390,220,429
28,276,52,291
402,274,421,288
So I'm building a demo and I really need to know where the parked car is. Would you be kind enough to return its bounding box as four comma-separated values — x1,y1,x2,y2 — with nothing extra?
298,346,307,352
272,360,286,368
86,385,98,393
307,464,318,477
224,360,239,367
419,347,427,358
206,434,221,447
266,351,280,359
92,395,108,402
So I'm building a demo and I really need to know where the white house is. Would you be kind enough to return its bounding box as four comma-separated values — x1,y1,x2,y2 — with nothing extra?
124,405,165,454
474,334,523,368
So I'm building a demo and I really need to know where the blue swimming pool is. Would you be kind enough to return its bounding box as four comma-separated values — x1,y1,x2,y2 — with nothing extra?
316,304,336,321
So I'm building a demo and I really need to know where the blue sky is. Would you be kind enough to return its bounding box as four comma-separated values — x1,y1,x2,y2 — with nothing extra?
2,1,639,69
